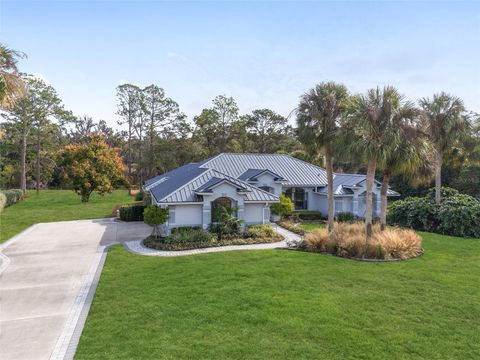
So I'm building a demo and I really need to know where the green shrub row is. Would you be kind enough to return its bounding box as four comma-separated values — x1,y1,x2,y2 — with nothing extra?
0,189,24,210
388,187,480,238
119,203,147,221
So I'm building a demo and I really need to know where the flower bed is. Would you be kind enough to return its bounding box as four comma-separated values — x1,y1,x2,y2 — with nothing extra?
143,224,283,251
297,222,422,261
278,220,306,235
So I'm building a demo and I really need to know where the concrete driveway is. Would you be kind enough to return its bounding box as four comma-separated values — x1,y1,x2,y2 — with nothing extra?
0,219,151,360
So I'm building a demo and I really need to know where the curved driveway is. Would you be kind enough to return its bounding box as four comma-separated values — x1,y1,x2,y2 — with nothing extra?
0,219,151,360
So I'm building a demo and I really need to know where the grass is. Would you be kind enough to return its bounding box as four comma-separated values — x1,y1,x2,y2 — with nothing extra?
0,190,133,243
303,222,422,260
76,232,480,359
298,222,326,231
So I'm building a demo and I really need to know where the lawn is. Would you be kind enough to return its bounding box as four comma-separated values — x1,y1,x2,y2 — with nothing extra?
76,232,480,359
298,222,326,231
0,190,133,243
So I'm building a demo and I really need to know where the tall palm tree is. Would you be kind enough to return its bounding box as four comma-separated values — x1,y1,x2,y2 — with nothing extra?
419,93,468,204
345,86,405,239
379,125,434,230
297,82,349,233
0,43,26,109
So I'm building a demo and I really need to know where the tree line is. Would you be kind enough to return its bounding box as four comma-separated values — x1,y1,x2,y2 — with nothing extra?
1,43,479,216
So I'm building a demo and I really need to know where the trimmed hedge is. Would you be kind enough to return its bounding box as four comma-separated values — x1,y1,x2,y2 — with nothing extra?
0,189,24,209
388,187,480,238
294,210,323,221
0,192,6,212
119,203,147,221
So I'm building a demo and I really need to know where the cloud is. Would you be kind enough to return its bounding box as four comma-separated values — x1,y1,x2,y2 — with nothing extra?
167,51,186,61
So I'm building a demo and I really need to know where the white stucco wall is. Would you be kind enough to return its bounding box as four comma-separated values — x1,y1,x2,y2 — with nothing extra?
255,173,283,195
243,203,265,224
311,193,328,215
168,204,203,227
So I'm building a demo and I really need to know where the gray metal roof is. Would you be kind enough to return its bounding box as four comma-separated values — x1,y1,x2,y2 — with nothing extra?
145,153,399,203
147,164,208,202
202,153,327,186
159,168,278,203
195,177,250,193
316,173,400,196
237,168,284,181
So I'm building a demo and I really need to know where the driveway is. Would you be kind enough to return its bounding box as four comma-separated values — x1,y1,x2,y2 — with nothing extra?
0,219,151,360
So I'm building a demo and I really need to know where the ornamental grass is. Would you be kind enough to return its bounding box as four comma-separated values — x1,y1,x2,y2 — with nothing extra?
303,222,422,260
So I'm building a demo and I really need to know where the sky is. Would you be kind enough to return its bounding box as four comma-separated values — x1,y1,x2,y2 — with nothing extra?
1,1,479,129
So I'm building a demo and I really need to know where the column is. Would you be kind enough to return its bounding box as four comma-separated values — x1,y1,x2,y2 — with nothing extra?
353,193,359,217
202,203,211,230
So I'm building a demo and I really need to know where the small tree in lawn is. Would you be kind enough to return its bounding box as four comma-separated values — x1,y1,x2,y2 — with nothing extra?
143,205,169,238
59,135,126,202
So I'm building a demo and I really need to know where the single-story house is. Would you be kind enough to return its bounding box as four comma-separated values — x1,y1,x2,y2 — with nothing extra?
143,153,399,232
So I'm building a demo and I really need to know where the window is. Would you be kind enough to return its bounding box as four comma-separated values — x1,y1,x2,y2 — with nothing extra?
259,186,274,194
335,200,343,213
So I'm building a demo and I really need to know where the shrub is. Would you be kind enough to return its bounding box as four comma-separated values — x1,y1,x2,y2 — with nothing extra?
294,210,323,221
278,220,306,235
164,228,216,244
0,192,6,212
0,189,24,208
143,225,283,251
271,194,294,217
387,187,480,237
135,191,144,201
143,205,169,238
302,222,422,260
245,224,276,239
336,212,354,222
171,226,202,234
119,203,147,221
245,224,274,238
210,206,243,239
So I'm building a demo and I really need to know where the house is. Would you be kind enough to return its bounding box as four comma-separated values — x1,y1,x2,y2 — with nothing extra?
143,153,399,231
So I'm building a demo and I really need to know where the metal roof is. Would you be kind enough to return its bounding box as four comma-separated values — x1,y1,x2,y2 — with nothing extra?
145,153,399,203
201,153,327,186
148,165,208,202
194,177,250,193
237,168,284,181
316,173,400,196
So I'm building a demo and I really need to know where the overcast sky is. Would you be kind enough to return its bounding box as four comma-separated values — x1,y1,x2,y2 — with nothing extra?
2,1,479,129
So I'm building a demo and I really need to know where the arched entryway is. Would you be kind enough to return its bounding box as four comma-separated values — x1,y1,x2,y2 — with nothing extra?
211,197,236,222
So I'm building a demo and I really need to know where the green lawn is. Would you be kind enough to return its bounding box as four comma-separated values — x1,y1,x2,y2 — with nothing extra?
76,233,480,359
298,222,326,231
0,190,133,243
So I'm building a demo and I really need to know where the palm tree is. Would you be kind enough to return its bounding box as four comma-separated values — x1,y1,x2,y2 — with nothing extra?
0,43,26,109
345,86,406,239
419,93,468,204
297,82,349,233
379,126,434,230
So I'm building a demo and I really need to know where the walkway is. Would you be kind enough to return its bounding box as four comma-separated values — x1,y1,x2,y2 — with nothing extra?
124,224,302,257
